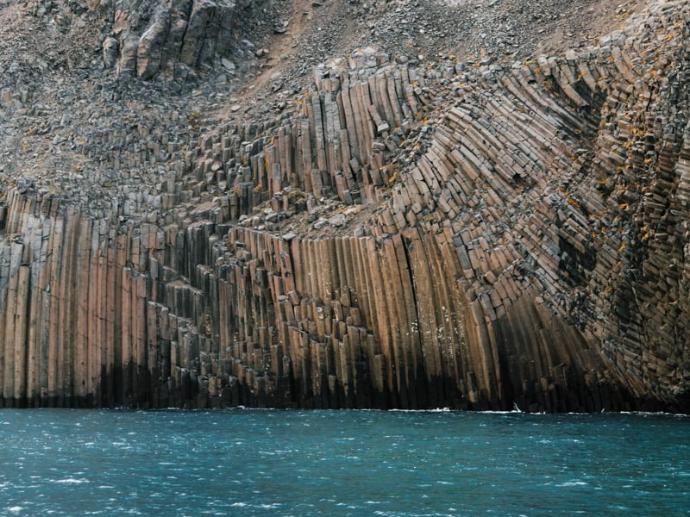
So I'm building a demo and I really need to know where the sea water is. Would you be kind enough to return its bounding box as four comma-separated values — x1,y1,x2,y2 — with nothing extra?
0,410,688,516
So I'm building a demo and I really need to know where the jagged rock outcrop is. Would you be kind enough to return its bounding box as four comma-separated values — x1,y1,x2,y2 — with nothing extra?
87,0,260,79
0,0,688,411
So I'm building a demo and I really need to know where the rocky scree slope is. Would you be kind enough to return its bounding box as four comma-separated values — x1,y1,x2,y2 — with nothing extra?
0,0,688,411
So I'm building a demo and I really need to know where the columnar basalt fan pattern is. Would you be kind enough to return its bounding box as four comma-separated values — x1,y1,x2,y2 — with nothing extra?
0,1,688,411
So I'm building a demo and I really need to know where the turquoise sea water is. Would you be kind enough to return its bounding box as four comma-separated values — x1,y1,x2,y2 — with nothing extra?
0,410,689,516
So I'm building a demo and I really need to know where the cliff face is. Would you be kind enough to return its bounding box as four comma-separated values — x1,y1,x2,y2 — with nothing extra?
0,0,688,411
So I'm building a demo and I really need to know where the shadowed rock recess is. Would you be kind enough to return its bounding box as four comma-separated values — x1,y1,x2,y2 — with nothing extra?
0,0,689,411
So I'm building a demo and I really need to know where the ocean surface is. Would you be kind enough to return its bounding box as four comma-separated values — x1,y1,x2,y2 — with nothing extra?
0,410,688,516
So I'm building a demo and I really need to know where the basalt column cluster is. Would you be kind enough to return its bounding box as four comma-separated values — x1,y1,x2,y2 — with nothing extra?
0,0,688,411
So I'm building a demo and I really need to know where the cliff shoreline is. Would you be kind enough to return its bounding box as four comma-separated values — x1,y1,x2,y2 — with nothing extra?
1,0,688,413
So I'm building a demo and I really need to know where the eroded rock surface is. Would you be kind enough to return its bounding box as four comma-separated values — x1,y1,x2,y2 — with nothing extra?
82,0,260,79
0,0,688,411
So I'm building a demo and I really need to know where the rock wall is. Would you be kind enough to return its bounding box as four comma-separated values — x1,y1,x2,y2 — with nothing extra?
0,189,634,410
0,0,688,411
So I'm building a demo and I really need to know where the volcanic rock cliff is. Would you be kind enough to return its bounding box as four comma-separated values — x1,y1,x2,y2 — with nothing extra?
0,0,688,411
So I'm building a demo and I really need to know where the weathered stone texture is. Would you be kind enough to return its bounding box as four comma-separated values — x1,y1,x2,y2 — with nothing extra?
0,1,688,411
101,0,252,79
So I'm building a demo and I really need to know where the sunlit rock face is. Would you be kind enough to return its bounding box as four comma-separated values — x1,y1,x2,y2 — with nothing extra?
0,0,688,411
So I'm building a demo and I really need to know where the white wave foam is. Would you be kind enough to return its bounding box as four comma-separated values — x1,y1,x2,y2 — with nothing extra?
556,481,588,487
388,408,452,413
476,410,524,414
618,411,690,418
53,478,90,485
